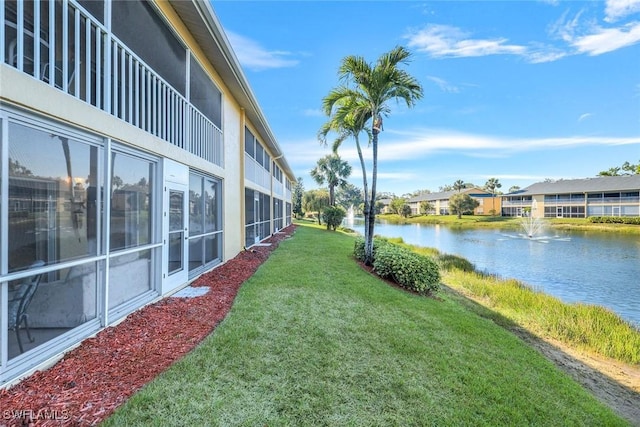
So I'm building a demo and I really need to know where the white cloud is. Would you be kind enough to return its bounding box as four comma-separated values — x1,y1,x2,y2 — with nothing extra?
333,128,640,163
279,138,332,167
408,8,640,64
549,10,585,43
406,25,527,58
605,0,640,22
550,9,640,56
578,113,593,122
406,23,566,63
526,48,568,63
225,31,299,71
426,76,460,93
570,22,640,55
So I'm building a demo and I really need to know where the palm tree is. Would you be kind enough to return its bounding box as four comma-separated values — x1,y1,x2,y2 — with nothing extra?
453,179,466,193
310,154,352,206
319,95,373,253
320,46,423,265
484,177,502,215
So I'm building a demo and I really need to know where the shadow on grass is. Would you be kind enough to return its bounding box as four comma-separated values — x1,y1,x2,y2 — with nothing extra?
441,284,640,427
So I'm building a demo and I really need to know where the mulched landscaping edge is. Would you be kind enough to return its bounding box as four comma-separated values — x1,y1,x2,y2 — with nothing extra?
0,225,295,427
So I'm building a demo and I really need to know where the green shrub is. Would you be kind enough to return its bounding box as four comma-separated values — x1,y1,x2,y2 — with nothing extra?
588,216,640,225
373,244,441,295
353,237,393,263
354,237,366,262
322,206,347,230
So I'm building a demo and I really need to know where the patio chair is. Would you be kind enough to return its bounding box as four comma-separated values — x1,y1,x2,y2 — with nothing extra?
8,260,45,354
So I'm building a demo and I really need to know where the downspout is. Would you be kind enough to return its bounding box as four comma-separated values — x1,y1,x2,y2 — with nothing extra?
240,108,246,249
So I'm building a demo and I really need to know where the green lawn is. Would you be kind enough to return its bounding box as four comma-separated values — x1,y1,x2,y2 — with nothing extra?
104,224,628,426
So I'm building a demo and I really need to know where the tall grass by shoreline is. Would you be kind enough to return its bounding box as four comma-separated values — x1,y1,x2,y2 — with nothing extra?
387,236,640,365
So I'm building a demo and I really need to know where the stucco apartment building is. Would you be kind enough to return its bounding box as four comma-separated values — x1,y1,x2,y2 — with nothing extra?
408,188,500,216
0,0,294,385
502,175,640,218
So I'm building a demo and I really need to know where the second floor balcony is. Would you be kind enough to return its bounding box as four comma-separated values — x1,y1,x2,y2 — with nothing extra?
2,0,223,167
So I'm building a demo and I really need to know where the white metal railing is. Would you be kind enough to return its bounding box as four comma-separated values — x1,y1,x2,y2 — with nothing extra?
501,199,532,206
587,196,640,204
2,0,223,167
272,180,284,198
244,153,271,189
545,198,586,204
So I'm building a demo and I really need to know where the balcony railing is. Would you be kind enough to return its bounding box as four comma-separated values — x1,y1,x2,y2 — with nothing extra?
501,200,532,206
544,198,586,205
587,196,640,204
244,153,271,189
2,0,223,167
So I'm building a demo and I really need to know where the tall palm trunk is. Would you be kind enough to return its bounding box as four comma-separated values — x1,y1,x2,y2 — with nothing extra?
365,129,379,265
354,135,371,264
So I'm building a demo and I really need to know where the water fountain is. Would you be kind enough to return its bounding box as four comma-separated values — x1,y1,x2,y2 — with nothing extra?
507,200,570,243
347,205,355,221
342,205,356,228
520,200,545,238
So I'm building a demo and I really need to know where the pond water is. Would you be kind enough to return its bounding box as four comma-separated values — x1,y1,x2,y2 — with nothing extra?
347,218,640,328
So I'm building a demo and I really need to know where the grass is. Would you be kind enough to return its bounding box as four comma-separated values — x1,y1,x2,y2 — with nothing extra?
384,236,640,365
443,269,640,365
104,223,628,426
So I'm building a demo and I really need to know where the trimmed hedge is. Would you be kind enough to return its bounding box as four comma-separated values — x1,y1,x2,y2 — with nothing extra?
353,237,390,262
588,216,640,225
354,237,441,295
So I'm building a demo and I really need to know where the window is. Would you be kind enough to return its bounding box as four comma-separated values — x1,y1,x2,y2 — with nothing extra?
1,109,165,377
109,152,154,251
111,0,186,95
272,165,282,182
3,118,103,361
244,127,271,188
245,189,270,247
108,148,158,310
244,128,254,157
190,55,222,129
273,198,283,231
188,171,222,276
255,144,263,167
286,202,292,225
7,122,101,271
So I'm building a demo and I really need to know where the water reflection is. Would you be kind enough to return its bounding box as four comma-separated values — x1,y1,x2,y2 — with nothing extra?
348,217,640,327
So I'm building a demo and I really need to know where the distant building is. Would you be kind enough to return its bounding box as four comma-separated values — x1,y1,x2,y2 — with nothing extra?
408,188,499,216
377,198,392,214
1,0,293,385
502,176,640,218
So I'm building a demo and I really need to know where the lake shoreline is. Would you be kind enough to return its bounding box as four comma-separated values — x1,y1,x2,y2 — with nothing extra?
377,213,640,235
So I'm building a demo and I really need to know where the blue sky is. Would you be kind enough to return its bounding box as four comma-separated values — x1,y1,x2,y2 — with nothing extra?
213,0,640,196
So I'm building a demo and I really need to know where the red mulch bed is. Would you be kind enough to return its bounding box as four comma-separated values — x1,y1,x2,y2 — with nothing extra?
0,225,295,426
